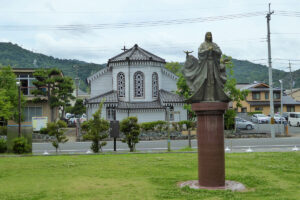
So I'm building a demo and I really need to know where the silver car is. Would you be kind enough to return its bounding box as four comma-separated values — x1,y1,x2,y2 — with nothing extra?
251,114,270,124
235,117,255,130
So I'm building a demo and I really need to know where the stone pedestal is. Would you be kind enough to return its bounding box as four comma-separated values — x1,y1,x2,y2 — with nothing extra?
192,102,228,188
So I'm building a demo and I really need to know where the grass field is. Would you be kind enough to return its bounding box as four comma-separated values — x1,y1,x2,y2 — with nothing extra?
0,152,299,200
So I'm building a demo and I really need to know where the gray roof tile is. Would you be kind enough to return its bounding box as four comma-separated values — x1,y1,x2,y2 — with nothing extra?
108,44,165,64
159,89,185,103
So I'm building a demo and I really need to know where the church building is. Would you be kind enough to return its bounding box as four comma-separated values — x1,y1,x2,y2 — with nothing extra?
86,44,187,123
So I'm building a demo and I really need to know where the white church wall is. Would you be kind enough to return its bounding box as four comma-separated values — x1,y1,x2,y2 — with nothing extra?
113,65,162,102
161,73,177,92
87,104,106,120
129,65,162,102
128,110,165,123
173,105,188,122
90,71,113,97
112,66,129,102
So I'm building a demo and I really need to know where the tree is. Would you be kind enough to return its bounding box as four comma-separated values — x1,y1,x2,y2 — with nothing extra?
41,120,68,154
0,66,25,122
66,99,86,115
223,56,249,108
165,62,183,75
81,102,109,153
120,116,140,152
223,56,249,130
31,68,75,121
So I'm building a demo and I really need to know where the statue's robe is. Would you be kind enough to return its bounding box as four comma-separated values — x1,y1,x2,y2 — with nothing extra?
183,41,230,103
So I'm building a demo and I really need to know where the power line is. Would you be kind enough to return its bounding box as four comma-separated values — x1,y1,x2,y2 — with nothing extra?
0,11,266,31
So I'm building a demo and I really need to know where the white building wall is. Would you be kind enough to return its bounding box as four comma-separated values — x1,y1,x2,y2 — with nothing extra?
127,110,165,123
112,64,162,102
90,71,113,97
87,104,106,120
161,73,177,92
172,105,188,122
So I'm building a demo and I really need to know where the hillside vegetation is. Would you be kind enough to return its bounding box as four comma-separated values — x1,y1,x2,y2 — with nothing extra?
0,42,105,91
0,42,298,91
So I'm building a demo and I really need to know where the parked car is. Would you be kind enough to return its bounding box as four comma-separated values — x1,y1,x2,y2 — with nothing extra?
273,114,286,124
282,112,289,121
251,114,270,124
288,112,300,127
235,117,254,130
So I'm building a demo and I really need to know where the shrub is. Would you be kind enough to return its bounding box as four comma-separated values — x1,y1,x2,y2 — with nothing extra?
0,126,7,135
44,120,69,154
81,101,109,153
248,111,263,116
120,117,140,152
0,138,7,153
224,109,237,130
12,137,30,154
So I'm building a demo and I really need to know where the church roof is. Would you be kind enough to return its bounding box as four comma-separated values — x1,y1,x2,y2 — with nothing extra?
86,89,184,109
108,44,166,64
159,89,184,103
87,90,118,104
118,101,163,109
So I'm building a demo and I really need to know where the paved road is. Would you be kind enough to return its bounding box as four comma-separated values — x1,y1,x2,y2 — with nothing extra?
33,137,300,155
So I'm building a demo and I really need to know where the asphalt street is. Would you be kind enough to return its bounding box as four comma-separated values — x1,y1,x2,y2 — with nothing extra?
33,137,300,155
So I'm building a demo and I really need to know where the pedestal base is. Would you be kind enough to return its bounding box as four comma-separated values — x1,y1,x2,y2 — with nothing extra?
178,180,246,192
192,102,228,187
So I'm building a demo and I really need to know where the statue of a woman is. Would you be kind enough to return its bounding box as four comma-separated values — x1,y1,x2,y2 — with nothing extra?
183,32,230,103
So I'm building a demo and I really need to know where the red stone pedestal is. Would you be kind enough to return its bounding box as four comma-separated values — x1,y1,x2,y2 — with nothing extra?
192,102,228,188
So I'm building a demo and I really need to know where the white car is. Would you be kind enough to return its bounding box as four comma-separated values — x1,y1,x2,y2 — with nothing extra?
235,117,255,130
251,114,270,124
273,114,286,124
288,112,300,127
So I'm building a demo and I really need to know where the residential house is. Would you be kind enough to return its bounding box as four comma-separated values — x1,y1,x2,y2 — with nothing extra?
8,68,59,127
233,82,300,115
285,88,300,102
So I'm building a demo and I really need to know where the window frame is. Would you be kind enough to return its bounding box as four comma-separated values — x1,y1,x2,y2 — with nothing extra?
134,71,145,98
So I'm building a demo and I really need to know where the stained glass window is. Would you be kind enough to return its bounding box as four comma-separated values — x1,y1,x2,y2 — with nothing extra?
117,72,125,97
152,72,159,98
134,71,144,97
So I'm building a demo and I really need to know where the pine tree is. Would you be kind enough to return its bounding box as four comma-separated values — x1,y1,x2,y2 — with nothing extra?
31,68,75,121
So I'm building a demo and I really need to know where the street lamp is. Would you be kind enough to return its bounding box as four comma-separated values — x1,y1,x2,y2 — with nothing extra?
16,81,21,137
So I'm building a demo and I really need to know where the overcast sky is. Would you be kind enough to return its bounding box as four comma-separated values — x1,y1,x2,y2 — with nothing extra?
0,0,299,71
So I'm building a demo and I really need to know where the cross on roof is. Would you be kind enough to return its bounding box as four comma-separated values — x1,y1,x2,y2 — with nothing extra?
121,46,127,52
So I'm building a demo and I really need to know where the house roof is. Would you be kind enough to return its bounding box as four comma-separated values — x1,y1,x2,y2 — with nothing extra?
236,82,281,91
159,89,184,103
108,44,166,64
282,95,300,105
86,89,184,109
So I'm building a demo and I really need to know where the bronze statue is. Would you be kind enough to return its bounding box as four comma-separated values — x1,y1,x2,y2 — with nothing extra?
183,32,230,103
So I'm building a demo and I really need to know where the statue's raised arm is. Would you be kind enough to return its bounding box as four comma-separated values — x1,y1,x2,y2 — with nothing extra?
183,32,230,103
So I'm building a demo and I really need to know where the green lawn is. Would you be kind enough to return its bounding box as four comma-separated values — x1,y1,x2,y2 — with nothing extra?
0,152,299,200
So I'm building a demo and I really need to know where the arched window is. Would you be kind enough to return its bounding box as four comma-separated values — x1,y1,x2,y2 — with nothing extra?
134,71,144,97
117,72,125,97
152,72,159,98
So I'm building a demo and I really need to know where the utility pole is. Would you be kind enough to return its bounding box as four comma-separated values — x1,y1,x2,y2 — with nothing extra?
288,60,293,94
266,3,275,138
73,65,80,98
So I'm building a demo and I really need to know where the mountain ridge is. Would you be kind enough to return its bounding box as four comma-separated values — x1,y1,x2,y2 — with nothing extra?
0,42,298,91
